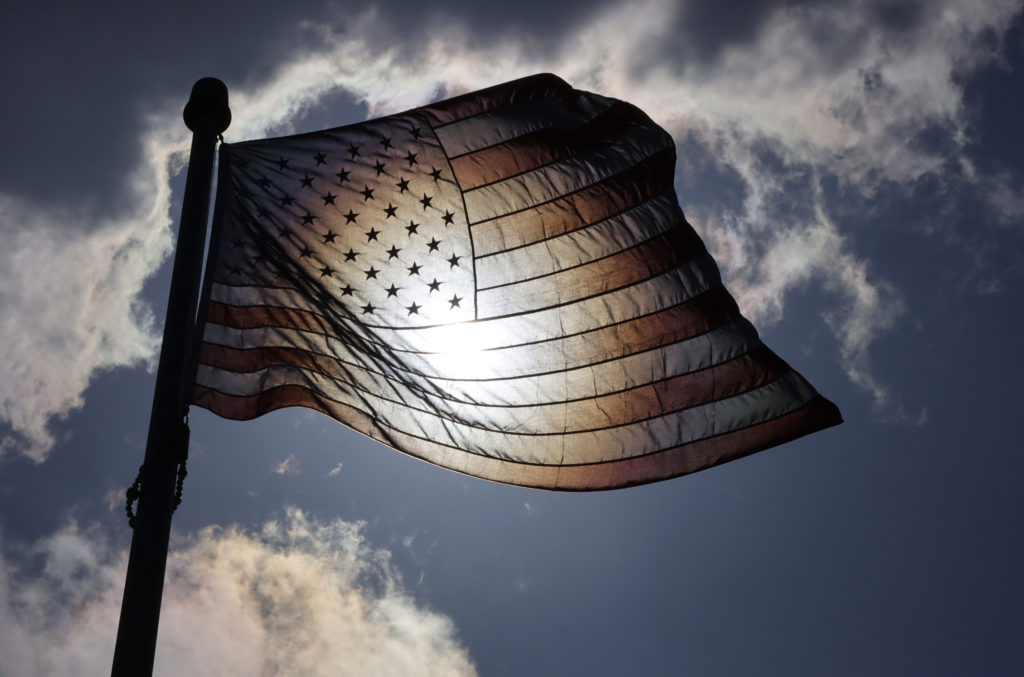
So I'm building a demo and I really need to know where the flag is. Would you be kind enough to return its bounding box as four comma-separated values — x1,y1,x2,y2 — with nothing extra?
192,73,841,490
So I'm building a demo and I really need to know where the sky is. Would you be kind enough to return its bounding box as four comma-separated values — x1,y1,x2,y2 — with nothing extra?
1,0,1023,674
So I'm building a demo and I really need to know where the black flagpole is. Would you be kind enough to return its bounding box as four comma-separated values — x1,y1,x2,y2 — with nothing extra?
111,78,230,677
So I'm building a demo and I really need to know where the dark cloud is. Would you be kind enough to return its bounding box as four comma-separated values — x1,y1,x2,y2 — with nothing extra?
670,0,816,62
377,0,619,39
868,0,927,33
965,13,1024,174
0,0,621,209
654,0,928,69
0,3,333,207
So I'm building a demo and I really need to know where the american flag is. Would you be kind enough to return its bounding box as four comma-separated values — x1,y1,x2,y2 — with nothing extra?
192,73,841,490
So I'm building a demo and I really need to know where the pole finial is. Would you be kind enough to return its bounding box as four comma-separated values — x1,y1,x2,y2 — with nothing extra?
183,77,231,134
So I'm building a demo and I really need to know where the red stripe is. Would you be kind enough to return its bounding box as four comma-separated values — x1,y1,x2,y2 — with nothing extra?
197,342,790,431
470,149,676,255
418,73,576,128
194,382,333,421
207,302,336,334
478,225,707,317
545,396,843,490
190,386,842,490
449,102,650,190
199,342,340,375
203,285,738,369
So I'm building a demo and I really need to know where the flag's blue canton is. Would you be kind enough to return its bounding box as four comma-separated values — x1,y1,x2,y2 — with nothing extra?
217,112,475,328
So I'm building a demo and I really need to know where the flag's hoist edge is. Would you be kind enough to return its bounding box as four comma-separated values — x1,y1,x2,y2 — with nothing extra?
191,73,842,491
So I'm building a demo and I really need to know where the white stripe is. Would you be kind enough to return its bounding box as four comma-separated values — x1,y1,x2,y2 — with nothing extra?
207,257,725,353
462,124,673,223
201,314,759,385
198,367,816,464
475,250,720,319
474,191,683,288
210,284,312,311
433,93,614,156
199,318,760,415
197,341,766,435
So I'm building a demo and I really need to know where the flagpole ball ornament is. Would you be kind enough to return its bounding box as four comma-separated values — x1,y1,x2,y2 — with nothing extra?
183,77,231,133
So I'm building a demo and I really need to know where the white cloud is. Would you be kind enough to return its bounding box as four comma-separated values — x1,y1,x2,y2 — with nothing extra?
327,462,344,477
0,118,190,463
274,453,300,476
216,0,1019,411
103,487,124,513
0,510,476,676
617,0,1018,411
3,0,1019,459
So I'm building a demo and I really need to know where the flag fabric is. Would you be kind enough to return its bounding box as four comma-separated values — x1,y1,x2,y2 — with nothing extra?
192,73,841,490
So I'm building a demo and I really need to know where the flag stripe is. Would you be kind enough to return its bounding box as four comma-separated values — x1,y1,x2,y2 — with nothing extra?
434,94,613,158
201,286,750,394
198,319,778,398
190,366,815,462
193,379,837,489
193,340,790,436
475,191,683,288
205,335,790,419
208,257,724,345
477,222,703,293
195,317,761,411
446,100,649,189
200,314,762,386
418,73,577,128
194,368,819,463
476,229,708,318
469,149,675,256
462,124,672,223
206,284,741,359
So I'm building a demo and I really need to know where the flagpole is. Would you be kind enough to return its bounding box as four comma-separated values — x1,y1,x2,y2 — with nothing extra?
111,78,230,677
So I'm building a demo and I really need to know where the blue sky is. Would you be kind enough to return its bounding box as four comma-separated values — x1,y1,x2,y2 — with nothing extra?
1,1,1023,674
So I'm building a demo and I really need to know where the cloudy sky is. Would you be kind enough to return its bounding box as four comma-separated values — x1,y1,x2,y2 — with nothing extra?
2,0,1023,674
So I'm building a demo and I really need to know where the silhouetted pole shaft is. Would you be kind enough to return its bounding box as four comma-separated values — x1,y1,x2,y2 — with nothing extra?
111,79,230,677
